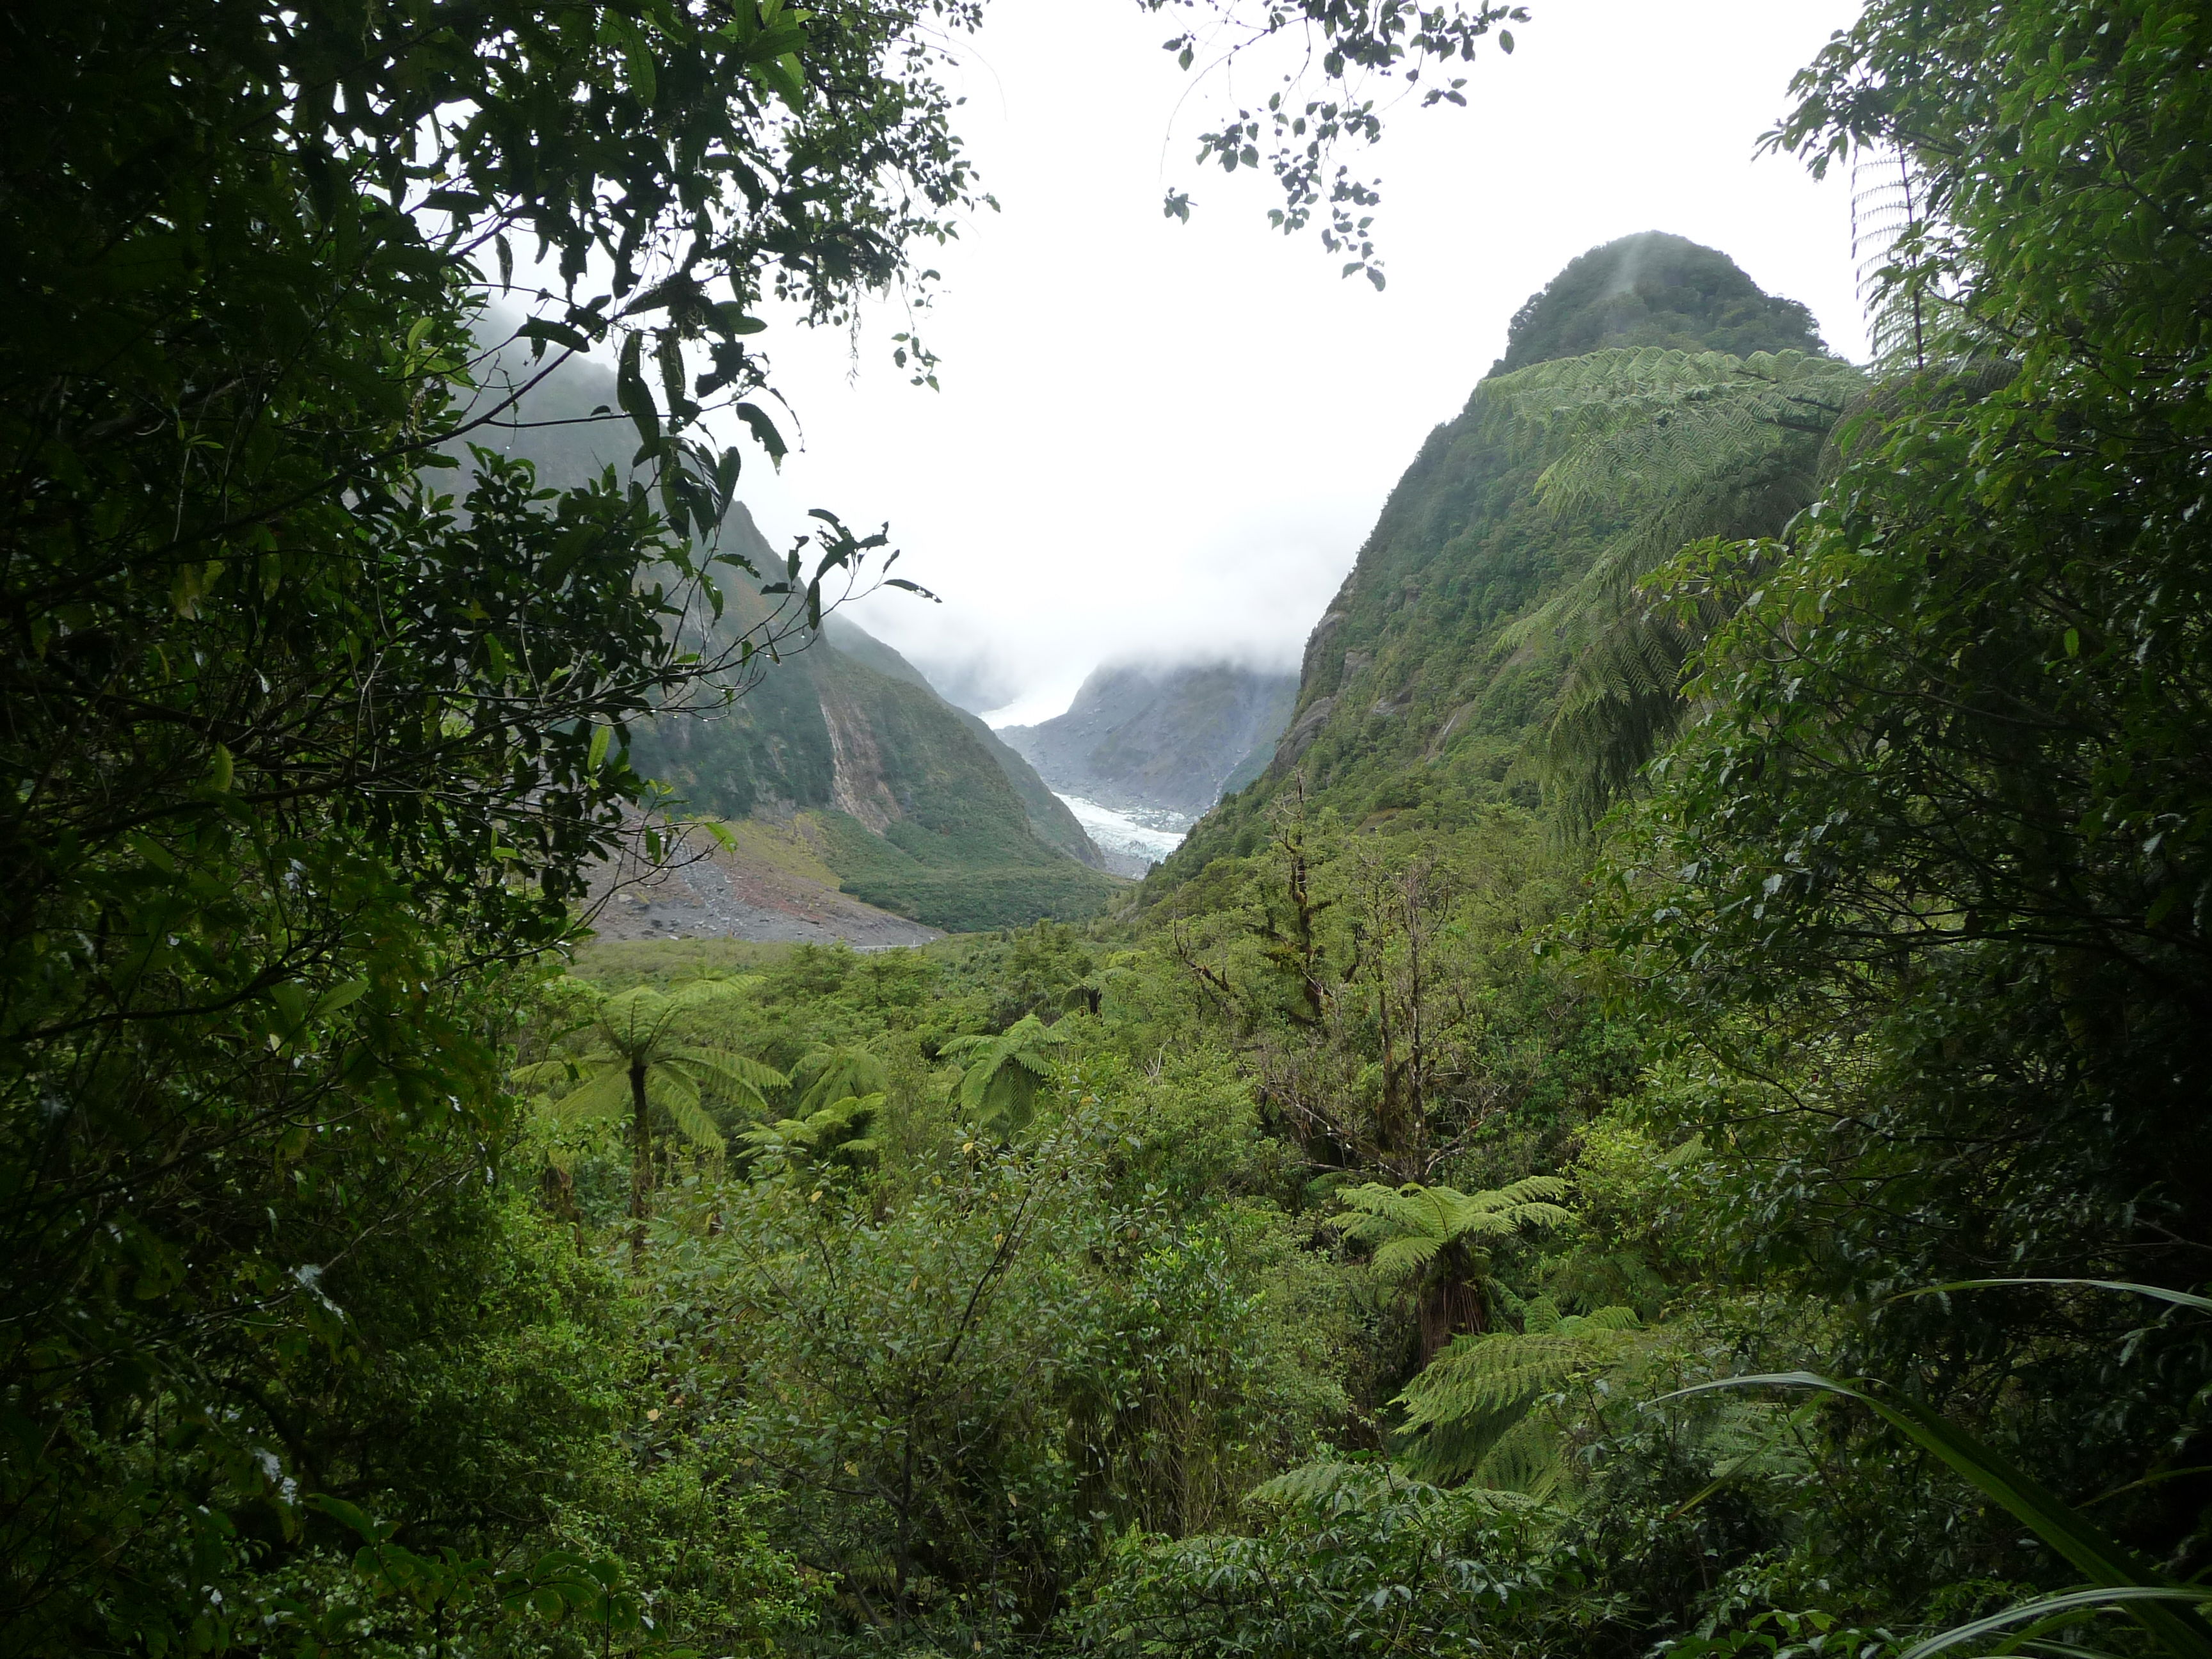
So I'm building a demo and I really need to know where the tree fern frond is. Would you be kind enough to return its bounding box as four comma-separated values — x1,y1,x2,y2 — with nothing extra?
597,986,682,1058
672,1046,786,1089
542,1065,629,1130
1534,617,1711,837
1368,1233,1446,1283
1244,1460,1374,1508
1394,1399,1532,1485
1439,1178,1572,1240
645,1065,699,1112
666,1046,784,1114
1566,1306,1642,1334
1848,145,1999,373
1512,1202,1576,1230
958,1057,996,1114
946,1018,1067,1140
1483,348,1858,507
1451,1201,1575,1238
664,1096,726,1155
645,1069,723,1153
741,1091,882,1175
1334,1180,1569,1269
1244,1459,1529,1518
1470,1175,1571,1209
1331,1181,1447,1235
739,1116,808,1173
1398,1332,1603,1427
1477,346,1865,837
1472,1412,1566,1499
790,1045,888,1115
1521,1295,1565,1334
1393,1312,1649,1484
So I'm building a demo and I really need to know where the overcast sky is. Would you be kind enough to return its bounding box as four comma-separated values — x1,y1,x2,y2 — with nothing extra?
727,0,1868,725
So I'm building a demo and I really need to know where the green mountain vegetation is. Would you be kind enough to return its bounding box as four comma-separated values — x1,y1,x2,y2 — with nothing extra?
1153,230,1838,878
9,6,2212,1659
817,614,1103,869
625,512,1120,935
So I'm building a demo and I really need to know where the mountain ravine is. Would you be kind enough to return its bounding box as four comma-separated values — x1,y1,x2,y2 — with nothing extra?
627,511,1122,935
462,339,1120,936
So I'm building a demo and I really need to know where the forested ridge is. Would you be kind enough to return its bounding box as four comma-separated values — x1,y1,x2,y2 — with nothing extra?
1152,228,1840,874
4,3,2211,1659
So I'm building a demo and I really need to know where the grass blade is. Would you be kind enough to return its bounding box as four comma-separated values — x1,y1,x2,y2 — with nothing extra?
1656,1373,2212,1659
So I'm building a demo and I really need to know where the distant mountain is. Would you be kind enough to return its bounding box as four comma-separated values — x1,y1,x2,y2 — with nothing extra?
462,335,1118,934
1000,662,1299,821
1146,231,1833,887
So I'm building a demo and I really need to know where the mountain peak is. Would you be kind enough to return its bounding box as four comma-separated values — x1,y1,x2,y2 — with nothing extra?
1493,230,1829,376
1148,234,1831,889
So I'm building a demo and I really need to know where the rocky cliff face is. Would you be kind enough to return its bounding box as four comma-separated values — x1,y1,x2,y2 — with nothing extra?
999,661,1297,821
1146,231,1832,886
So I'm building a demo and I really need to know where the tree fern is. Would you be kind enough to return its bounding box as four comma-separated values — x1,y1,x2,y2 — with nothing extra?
1393,1297,1644,1486
1331,1178,1572,1360
1057,953,1150,1020
939,1014,1068,1140
514,982,785,1262
1243,1459,1381,1509
1849,144,2001,374
1244,1457,1544,1518
1333,1178,1574,1278
741,1091,886,1180
789,1044,891,1117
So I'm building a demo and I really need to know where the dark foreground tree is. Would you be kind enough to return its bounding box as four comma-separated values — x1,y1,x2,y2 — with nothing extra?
1593,0,2212,1587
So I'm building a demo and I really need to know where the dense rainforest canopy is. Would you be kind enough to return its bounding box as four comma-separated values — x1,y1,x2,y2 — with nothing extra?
3,2,2210,1658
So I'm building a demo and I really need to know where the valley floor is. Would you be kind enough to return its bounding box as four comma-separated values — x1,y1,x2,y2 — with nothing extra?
583,819,945,949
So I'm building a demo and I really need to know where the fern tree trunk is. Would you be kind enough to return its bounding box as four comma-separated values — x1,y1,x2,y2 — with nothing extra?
1418,1247,1489,1362
629,1059,651,1269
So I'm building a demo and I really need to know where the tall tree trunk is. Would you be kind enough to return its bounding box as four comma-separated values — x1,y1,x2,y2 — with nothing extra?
629,1060,650,1269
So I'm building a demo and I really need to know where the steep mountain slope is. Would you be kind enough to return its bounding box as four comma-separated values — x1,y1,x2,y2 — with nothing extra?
629,514,1119,933
1144,232,1832,888
465,338,1117,933
818,615,1100,867
1000,662,1298,820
